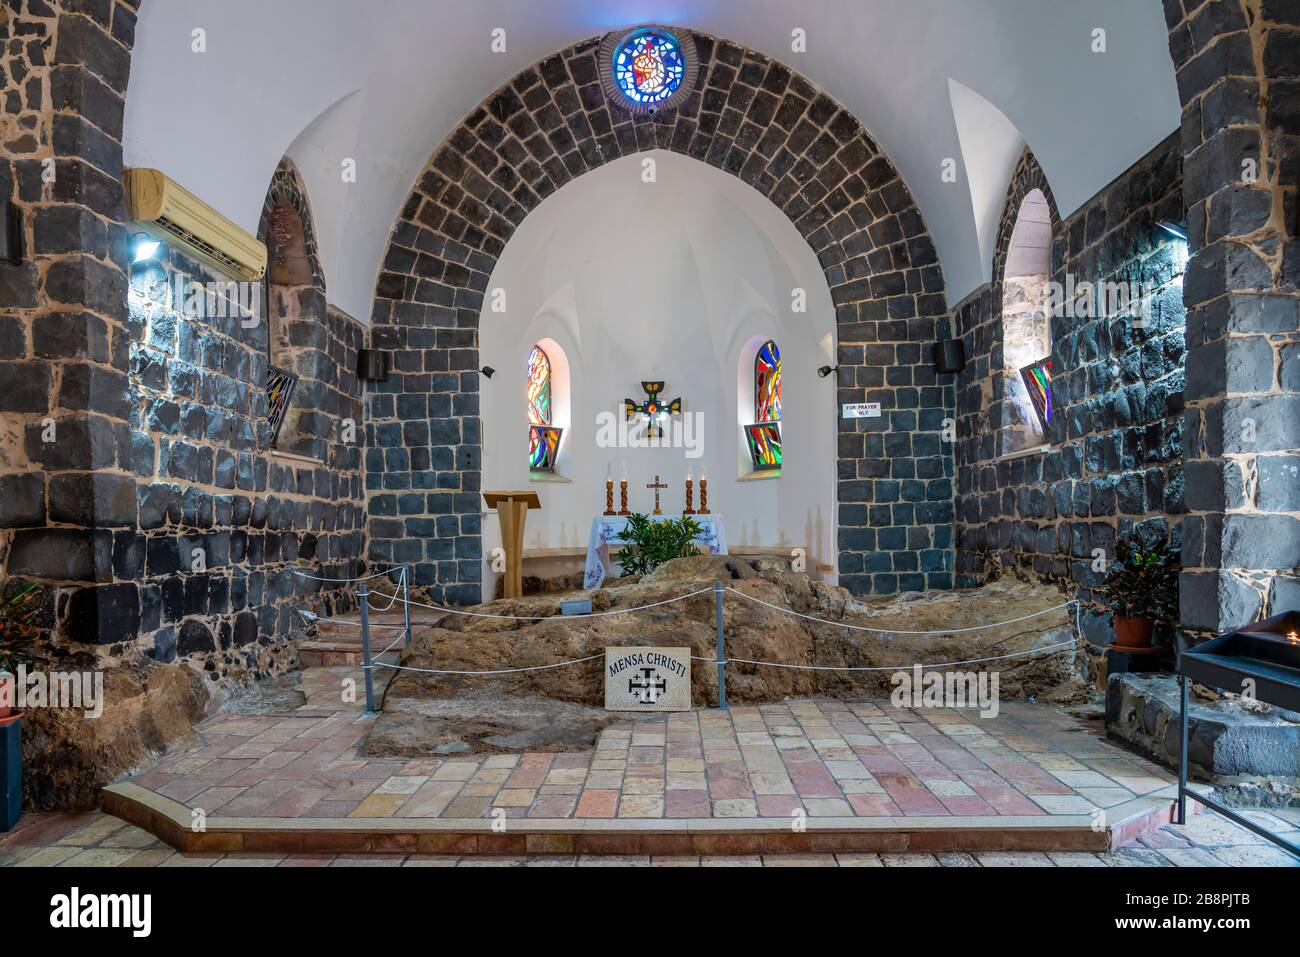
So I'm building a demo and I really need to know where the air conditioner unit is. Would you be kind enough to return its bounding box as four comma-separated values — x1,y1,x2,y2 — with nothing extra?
126,167,267,281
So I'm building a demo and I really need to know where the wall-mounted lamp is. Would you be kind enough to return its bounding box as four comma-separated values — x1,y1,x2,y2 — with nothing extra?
480,366,496,380
1157,220,1188,242
816,365,837,378
130,231,162,264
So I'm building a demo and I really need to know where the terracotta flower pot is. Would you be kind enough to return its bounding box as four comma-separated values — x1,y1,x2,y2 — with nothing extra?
1114,616,1156,650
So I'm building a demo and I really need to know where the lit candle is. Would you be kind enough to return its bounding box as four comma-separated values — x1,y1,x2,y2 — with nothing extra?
606,463,613,481
701,465,708,481
686,468,692,482
621,461,628,481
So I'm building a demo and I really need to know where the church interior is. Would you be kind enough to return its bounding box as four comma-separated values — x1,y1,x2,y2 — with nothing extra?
1,0,1299,886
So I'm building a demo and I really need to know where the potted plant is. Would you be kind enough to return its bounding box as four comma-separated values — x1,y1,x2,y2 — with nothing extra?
0,590,38,832
1103,533,1179,651
617,513,703,577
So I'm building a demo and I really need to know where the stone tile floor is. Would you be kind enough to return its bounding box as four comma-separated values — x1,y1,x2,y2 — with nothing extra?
2,665,1297,866
1,807,1296,866
114,667,1188,823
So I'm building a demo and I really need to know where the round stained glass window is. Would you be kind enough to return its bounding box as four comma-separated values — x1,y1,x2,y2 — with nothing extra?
600,26,697,115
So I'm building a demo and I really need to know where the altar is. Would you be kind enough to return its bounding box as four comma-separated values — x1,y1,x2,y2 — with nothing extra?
583,514,728,589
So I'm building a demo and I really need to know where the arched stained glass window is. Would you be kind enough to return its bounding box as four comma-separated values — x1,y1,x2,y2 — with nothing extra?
526,344,561,471
745,340,782,471
755,340,782,423
526,344,550,426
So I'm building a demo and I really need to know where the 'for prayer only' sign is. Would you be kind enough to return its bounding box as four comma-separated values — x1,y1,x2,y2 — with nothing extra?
604,647,692,711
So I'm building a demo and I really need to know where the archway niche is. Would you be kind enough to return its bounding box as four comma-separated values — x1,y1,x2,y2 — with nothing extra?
258,158,330,460
477,150,836,591
999,188,1052,456
366,29,955,602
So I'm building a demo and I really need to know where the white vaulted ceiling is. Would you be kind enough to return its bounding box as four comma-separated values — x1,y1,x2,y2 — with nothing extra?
123,0,1180,322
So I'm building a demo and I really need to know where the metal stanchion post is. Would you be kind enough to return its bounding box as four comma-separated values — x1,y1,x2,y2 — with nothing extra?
1177,672,1189,825
714,580,727,710
402,564,412,648
358,581,376,715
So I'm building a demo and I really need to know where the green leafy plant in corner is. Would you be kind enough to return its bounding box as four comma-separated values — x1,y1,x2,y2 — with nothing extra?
1103,533,1179,621
0,582,43,674
617,513,703,577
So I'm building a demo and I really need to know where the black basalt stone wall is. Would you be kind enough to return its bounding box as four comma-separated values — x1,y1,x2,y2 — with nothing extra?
0,0,366,685
100,160,368,682
367,29,956,603
1,0,144,651
1162,0,1300,633
954,134,1188,651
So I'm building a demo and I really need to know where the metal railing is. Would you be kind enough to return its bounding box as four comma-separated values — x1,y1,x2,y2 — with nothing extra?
293,571,1083,716
292,563,412,715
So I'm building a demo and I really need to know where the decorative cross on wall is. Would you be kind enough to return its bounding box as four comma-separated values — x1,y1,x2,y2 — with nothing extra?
624,381,682,438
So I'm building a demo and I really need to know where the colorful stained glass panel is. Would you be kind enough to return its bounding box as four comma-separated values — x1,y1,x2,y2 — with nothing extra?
744,422,782,471
526,345,551,427
613,30,686,106
529,425,562,471
755,339,781,422
265,365,298,447
1019,358,1052,433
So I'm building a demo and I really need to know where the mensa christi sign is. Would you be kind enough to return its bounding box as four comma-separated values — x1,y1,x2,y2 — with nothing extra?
604,647,691,711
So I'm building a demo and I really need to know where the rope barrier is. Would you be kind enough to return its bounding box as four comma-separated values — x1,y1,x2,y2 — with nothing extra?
292,557,1093,712
301,612,406,630
363,586,714,621
292,564,406,584
724,586,1079,634
372,654,604,676
365,567,407,611
688,635,1081,672
373,632,408,657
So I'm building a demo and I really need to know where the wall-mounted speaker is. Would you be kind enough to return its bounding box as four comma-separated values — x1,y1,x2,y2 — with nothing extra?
931,339,966,374
357,349,389,382
0,199,22,265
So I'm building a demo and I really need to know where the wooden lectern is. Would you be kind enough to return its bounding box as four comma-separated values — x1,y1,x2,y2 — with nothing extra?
483,490,541,599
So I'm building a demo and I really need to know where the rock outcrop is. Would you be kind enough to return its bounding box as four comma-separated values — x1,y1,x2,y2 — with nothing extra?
370,557,1085,754
20,655,210,811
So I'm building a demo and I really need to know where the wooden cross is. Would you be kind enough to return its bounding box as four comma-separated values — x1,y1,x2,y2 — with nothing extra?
645,474,668,515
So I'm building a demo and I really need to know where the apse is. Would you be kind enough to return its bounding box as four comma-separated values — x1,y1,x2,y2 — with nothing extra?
478,150,836,591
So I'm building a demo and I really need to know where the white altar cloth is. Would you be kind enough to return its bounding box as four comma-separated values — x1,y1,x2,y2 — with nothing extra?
583,514,728,589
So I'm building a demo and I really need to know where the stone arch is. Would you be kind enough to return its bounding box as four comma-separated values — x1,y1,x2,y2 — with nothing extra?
256,157,331,459
366,29,955,602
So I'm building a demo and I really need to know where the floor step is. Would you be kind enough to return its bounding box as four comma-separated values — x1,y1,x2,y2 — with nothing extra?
312,607,446,641
301,605,445,667
102,782,1206,857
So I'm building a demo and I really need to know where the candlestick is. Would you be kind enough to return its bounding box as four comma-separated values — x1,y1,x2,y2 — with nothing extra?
684,469,695,514
698,473,710,514
604,476,615,516
618,479,629,515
